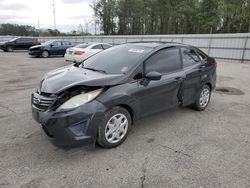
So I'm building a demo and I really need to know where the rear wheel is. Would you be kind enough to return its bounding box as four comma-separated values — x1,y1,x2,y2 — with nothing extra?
97,107,131,148
41,50,49,58
192,84,211,111
7,46,13,52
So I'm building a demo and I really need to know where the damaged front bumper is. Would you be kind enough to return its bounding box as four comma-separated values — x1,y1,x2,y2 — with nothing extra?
31,92,107,148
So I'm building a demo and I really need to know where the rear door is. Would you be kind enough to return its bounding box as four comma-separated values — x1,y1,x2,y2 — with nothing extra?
180,47,204,106
62,41,72,55
134,47,185,117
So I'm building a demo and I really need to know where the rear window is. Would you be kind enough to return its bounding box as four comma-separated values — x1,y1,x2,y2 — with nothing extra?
75,44,91,49
83,45,152,74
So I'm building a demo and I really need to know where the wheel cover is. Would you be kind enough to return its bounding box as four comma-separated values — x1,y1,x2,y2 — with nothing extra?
8,46,13,52
42,51,49,57
199,88,210,108
105,113,128,144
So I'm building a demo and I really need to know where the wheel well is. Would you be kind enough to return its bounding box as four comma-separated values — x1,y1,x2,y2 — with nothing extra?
205,82,212,90
117,104,134,124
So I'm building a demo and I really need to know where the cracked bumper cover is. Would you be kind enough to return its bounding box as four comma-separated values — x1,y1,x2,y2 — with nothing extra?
31,98,107,147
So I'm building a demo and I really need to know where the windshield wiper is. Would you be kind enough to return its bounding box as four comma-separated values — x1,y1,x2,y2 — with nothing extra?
83,67,107,74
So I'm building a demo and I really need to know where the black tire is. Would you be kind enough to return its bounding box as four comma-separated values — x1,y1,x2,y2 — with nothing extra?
97,106,131,148
41,50,49,58
7,46,13,52
191,84,211,111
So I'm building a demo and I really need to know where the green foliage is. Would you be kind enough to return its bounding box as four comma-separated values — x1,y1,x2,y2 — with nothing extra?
92,0,250,34
0,23,39,36
0,24,92,36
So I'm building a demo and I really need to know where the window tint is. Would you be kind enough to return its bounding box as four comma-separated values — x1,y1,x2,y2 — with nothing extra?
92,44,103,49
181,48,200,67
145,48,182,74
51,41,61,46
62,41,71,45
102,44,112,49
84,45,152,74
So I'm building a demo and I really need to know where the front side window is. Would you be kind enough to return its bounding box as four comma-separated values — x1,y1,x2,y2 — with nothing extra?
52,41,61,46
145,48,182,74
181,48,200,67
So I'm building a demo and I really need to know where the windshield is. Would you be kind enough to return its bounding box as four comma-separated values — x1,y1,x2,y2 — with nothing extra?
83,45,152,74
75,43,91,49
9,38,19,42
42,41,54,45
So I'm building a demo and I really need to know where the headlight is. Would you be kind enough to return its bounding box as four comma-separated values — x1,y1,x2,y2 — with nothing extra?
56,88,102,111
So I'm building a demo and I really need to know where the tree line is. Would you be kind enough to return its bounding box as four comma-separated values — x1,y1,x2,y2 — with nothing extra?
92,0,250,35
0,23,90,36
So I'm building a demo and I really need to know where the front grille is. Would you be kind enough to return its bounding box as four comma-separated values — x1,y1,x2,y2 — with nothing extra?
32,92,57,111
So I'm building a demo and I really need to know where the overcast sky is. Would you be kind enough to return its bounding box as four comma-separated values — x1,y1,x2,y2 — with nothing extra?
0,0,96,33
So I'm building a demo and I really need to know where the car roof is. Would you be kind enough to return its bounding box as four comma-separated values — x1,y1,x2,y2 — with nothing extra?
125,41,189,49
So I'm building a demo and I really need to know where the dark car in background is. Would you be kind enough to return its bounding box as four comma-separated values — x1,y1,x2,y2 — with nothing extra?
31,42,217,148
29,40,73,58
0,37,40,52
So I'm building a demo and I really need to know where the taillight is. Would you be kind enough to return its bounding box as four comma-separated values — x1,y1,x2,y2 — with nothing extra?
74,51,85,55
213,60,218,68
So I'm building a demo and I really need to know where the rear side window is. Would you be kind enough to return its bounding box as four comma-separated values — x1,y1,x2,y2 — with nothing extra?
196,50,207,60
145,48,182,74
62,41,71,45
92,44,103,49
181,48,200,67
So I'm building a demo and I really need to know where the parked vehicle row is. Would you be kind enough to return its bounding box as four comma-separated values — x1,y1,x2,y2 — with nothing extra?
31,42,217,148
0,37,113,62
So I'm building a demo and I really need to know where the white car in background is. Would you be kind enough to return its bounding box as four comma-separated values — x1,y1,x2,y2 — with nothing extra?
64,42,112,62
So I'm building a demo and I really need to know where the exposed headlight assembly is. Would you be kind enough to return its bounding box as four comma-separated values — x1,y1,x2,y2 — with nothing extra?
56,88,102,111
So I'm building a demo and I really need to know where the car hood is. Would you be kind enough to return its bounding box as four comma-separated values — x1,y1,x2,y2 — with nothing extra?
40,65,126,94
30,44,43,49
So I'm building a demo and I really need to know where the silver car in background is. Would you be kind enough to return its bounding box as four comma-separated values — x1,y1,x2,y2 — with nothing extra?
64,42,112,62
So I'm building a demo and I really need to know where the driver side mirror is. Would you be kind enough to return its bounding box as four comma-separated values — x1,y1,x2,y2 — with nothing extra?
145,71,162,81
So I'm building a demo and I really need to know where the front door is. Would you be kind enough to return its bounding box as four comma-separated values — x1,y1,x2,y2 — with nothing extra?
50,41,62,55
134,48,185,118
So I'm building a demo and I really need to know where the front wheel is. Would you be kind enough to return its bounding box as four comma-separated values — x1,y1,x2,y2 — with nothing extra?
41,50,49,58
7,46,13,52
192,85,211,111
97,107,131,148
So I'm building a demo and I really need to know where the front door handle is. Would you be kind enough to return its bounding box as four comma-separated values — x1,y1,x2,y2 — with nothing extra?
200,65,206,71
175,77,183,82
